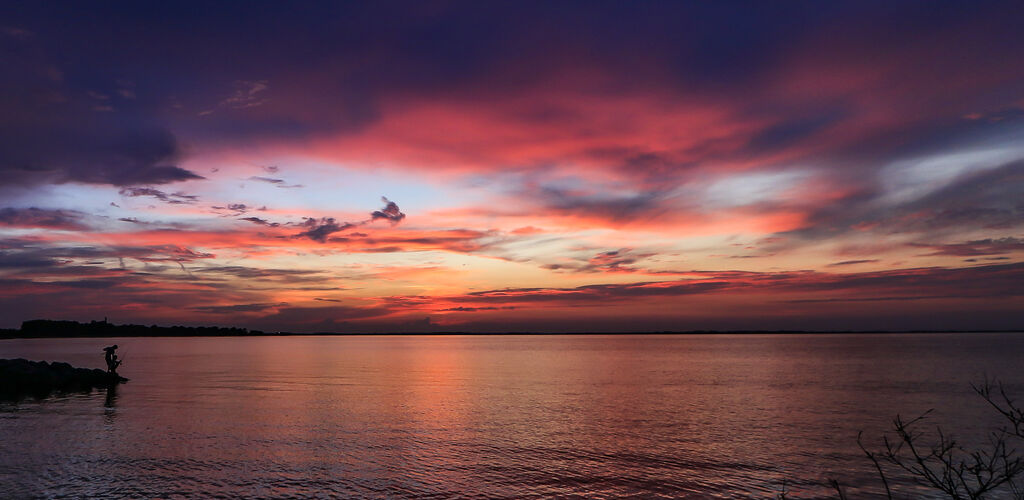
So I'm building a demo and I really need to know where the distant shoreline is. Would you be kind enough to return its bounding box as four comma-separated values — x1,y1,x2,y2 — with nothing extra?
1,319,1021,339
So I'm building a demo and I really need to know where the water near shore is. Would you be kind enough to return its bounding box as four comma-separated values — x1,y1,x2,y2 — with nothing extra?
2,333,1022,498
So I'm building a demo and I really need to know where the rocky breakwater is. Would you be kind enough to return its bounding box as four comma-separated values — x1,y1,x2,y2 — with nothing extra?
0,358,127,400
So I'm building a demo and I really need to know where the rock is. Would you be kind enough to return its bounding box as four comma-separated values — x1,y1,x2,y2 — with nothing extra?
0,358,127,401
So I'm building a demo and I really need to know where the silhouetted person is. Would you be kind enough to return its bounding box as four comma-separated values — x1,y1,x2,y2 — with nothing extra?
103,345,121,374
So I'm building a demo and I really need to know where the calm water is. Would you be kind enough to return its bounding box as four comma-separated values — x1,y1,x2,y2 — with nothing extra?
2,333,1023,498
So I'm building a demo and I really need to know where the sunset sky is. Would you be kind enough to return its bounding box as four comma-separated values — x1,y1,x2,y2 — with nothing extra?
1,1,1022,332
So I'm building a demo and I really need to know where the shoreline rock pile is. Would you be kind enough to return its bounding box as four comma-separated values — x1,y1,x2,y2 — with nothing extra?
0,358,127,400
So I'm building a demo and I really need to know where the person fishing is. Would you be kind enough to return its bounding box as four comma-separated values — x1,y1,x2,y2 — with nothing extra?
102,344,122,374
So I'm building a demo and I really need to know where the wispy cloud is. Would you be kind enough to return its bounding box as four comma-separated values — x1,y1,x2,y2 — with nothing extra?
119,187,199,204
0,207,88,230
200,80,269,115
912,237,1024,256
294,218,355,243
248,176,304,188
826,259,881,267
294,197,408,242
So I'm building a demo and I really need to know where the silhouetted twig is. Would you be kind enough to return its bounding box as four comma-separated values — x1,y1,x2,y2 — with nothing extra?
844,381,1024,500
824,380,1024,499
777,477,790,499
973,377,1024,440
857,430,893,499
879,409,1024,498
827,478,848,500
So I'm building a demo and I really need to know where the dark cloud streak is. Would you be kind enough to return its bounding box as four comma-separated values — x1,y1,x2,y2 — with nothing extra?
913,237,1024,257
295,197,407,242
0,207,88,230
119,187,199,204
370,197,406,224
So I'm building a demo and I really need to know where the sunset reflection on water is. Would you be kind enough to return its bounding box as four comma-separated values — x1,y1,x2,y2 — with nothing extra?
2,334,1023,498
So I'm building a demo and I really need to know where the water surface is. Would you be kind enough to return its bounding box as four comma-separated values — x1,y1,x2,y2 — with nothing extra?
2,333,1022,498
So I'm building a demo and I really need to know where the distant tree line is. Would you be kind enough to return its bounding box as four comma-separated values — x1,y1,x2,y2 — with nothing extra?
2,319,274,339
